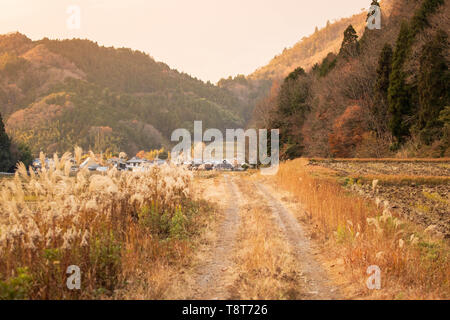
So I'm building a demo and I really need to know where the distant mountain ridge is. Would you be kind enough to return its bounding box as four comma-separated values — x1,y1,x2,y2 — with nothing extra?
218,1,398,115
250,13,366,80
249,0,397,80
217,9,369,113
0,33,248,155
248,0,449,158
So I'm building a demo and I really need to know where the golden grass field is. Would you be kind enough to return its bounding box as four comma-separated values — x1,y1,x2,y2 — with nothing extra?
0,148,211,299
271,158,449,299
0,153,448,300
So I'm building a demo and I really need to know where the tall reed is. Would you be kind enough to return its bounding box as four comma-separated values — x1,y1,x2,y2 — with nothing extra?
0,148,193,299
276,159,449,299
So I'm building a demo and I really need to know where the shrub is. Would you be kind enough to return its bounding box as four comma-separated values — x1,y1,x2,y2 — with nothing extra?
0,267,33,300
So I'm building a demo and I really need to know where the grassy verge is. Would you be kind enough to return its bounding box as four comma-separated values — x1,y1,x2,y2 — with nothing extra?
0,150,210,300
115,199,213,299
275,159,449,299
231,178,301,299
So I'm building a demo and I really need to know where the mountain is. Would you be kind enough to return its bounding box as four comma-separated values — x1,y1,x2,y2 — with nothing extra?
249,0,397,81
250,0,449,158
249,13,367,81
2,0,446,159
0,33,248,156
218,1,398,119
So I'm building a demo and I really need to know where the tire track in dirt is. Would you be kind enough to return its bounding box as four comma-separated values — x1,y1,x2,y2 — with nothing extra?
254,182,341,300
191,175,241,299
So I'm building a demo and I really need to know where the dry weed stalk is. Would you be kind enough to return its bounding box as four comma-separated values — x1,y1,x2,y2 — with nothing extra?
233,179,301,299
276,159,449,299
0,147,193,299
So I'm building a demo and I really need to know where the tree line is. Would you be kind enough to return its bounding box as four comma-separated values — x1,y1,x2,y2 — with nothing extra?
253,0,449,159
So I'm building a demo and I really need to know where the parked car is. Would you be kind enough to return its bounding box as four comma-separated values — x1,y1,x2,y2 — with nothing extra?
87,164,100,171
214,160,234,171
204,162,214,171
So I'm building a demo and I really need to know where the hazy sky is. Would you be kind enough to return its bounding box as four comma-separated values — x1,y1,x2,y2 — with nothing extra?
0,0,371,82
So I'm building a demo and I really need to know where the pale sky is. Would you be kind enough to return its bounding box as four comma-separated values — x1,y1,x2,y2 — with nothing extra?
0,0,371,83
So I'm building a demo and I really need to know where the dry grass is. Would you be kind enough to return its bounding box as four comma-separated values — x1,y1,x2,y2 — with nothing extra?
310,158,450,163
275,159,449,299
231,178,301,300
346,174,450,186
0,147,209,300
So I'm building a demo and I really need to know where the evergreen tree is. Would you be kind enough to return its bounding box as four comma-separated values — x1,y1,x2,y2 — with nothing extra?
410,0,444,36
416,30,449,144
387,0,446,145
372,43,393,134
339,25,360,58
388,21,412,143
271,67,311,159
375,44,393,100
315,53,337,77
0,112,13,172
438,107,450,153
9,140,33,169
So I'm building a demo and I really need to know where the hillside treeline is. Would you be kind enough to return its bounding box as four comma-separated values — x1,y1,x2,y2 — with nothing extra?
0,34,248,156
253,0,449,159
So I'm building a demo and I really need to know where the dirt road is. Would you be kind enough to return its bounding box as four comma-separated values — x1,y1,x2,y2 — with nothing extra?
191,175,241,299
185,173,340,300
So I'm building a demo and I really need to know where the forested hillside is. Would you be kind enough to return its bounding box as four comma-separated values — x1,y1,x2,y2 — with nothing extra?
219,0,396,125
1,0,447,159
250,14,367,81
250,0,399,81
0,34,248,156
252,0,449,159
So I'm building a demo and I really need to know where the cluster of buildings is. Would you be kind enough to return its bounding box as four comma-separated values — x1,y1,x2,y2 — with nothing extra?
181,159,249,171
31,156,168,173
31,156,250,173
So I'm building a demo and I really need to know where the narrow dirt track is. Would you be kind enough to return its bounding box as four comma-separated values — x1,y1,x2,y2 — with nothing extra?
191,175,241,299
188,174,340,300
254,182,340,299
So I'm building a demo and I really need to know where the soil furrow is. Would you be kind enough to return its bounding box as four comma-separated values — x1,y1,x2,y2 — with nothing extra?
255,182,341,300
191,176,241,299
